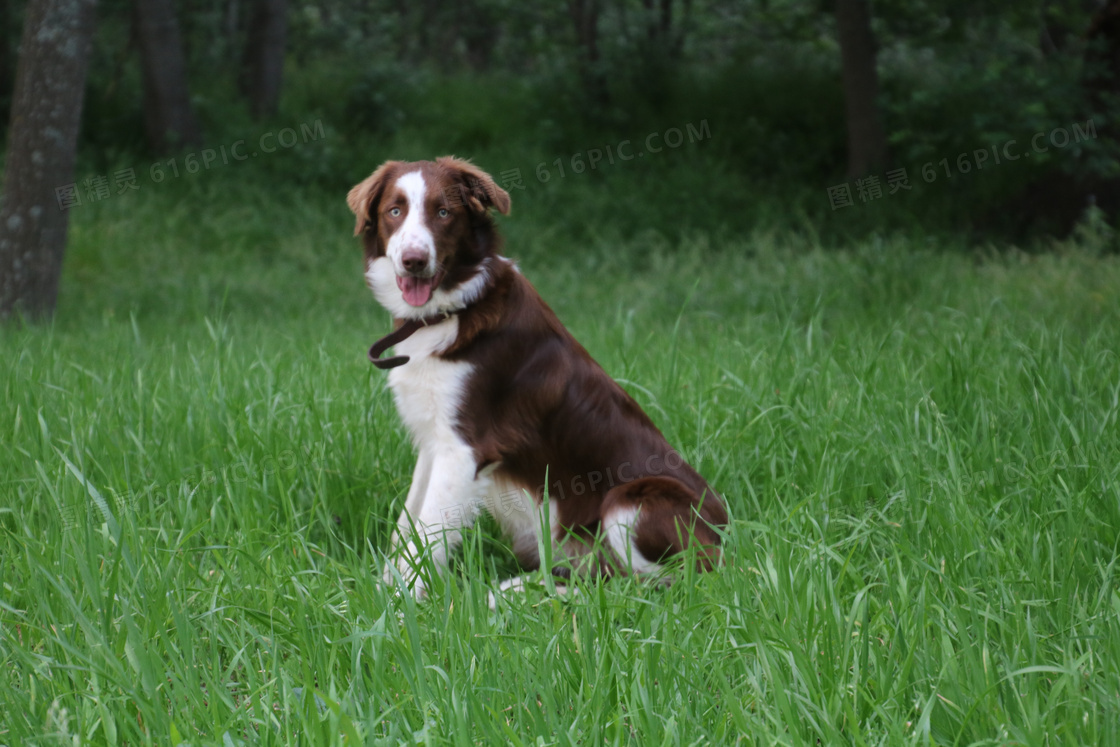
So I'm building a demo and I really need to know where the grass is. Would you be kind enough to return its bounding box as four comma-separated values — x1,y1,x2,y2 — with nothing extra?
2,170,1120,745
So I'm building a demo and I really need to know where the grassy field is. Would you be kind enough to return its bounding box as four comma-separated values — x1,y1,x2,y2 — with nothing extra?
2,170,1120,745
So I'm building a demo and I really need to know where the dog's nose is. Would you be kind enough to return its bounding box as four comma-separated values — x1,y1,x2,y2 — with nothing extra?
401,250,428,274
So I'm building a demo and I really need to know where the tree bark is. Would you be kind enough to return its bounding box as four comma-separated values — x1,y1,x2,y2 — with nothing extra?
1085,0,1120,107
240,0,287,119
642,0,680,50
0,0,97,323
456,0,498,71
836,0,888,177
0,0,12,105
135,0,201,153
568,0,608,105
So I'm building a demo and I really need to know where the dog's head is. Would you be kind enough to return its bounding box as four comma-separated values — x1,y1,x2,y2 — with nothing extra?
348,157,511,318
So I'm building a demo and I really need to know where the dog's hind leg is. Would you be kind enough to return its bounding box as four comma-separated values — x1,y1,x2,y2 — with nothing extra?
486,569,580,611
600,476,726,579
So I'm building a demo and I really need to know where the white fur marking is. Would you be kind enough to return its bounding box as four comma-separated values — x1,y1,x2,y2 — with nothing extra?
367,256,492,320
385,171,435,275
603,506,660,575
483,480,561,566
386,315,468,451
379,311,494,597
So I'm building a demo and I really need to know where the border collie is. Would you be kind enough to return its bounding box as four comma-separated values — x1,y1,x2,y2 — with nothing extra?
348,157,727,602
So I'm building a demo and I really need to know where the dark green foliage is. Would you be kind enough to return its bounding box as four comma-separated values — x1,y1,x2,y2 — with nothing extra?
3,0,1116,243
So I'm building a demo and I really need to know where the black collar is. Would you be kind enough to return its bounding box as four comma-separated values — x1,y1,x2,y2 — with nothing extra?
367,310,454,370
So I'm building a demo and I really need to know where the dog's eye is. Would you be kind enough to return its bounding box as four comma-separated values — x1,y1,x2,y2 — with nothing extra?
438,208,450,219
389,207,401,218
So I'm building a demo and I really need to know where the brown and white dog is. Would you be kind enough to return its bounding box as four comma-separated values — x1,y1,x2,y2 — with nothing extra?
348,157,727,602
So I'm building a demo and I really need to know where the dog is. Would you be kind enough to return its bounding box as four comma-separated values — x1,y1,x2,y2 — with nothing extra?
347,157,727,602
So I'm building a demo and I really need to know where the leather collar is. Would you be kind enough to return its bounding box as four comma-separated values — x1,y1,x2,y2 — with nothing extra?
367,310,454,370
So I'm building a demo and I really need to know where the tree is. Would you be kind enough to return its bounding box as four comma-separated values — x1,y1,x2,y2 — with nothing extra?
455,0,501,71
638,0,691,61
836,0,888,176
625,0,693,106
239,0,288,119
136,0,202,153
0,0,12,109
0,0,98,322
568,0,608,104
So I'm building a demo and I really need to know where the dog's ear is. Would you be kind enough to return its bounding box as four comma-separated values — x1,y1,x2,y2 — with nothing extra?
436,156,511,216
347,161,402,236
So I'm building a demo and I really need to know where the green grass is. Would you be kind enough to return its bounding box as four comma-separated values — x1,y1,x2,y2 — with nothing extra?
2,173,1120,745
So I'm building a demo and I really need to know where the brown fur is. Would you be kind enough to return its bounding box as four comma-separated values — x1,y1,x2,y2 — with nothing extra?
350,157,510,294
350,157,727,582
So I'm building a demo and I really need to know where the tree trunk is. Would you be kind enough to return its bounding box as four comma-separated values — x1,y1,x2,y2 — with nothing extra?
0,0,12,105
136,0,201,153
1085,0,1120,108
225,0,241,64
1040,0,1070,55
568,0,608,105
642,0,684,53
240,0,287,119
456,0,498,71
836,0,888,177
0,0,97,323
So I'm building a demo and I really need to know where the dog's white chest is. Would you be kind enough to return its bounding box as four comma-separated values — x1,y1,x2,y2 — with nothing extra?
385,318,472,447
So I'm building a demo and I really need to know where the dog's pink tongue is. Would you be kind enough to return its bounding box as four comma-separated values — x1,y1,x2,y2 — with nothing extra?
397,275,434,307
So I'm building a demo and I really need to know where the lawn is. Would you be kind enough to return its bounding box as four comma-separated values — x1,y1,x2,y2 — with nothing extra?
1,172,1119,745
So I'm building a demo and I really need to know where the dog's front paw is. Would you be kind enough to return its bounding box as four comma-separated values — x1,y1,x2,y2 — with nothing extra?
381,558,428,602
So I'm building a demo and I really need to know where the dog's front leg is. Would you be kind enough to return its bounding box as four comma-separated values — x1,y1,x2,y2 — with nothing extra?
385,443,490,599
390,447,434,549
